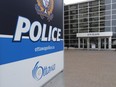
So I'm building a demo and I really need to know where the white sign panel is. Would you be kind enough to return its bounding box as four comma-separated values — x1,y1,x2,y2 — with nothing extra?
76,32,113,37
0,0,64,87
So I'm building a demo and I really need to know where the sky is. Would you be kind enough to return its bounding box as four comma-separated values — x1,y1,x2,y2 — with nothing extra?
64,0,90,5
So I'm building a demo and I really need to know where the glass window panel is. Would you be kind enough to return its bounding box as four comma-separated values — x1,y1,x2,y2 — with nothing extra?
79,18,88,22
79,2,88,8
70,10,78,15
70,20,78,23
105,10,111,15
70,15,78,19
70,5,77,10
112,15,116,19
89,12,99,17
64,6,69,11
89,28,99,32
64,21,69,24
89,1,99,7
105,27,111,31
79,14,88,18
105,16,111,20
112,27,116,32
90,7,99,12
100,27,105,32
64,30,69,34
64,16,69,20
105,0,111,4
79,8,88,13
70,24,78,28
105,5,111,10
64,25,69,29
64,12,69,15
100,0,105,5
90,17,99,21
112,4,116,9
112,9,116,14
105,21,110,26
112,20,116,26
112,0,116,3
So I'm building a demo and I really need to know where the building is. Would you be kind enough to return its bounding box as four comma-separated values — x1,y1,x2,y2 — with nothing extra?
64,0,116,50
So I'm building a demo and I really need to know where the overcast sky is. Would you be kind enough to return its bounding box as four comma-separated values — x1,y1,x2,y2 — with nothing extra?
64,0,90,5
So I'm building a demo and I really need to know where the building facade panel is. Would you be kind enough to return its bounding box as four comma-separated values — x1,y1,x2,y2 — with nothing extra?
64,0,116,50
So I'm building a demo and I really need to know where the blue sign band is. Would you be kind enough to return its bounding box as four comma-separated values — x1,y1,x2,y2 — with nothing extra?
0,38,63,65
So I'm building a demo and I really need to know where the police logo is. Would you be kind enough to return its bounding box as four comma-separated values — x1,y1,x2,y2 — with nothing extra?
35,0,54,22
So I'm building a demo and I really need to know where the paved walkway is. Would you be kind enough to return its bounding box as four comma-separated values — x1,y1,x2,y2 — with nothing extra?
64,50,116,87
44,50,116,87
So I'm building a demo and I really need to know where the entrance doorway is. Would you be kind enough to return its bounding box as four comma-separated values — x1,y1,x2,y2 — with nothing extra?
90,38,98,49
78,37,110,50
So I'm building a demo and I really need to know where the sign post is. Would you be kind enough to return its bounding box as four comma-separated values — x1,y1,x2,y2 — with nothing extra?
0,0,64,87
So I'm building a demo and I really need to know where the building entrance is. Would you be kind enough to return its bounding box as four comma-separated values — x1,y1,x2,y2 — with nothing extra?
90,38,98,49
78,37,111,50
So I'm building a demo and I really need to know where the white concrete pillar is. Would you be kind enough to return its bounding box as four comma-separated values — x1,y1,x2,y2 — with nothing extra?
98,37,101,50
78,38,80,49
83,38,84,49
104,38,106,50
109,37,112,49
87,38,89,50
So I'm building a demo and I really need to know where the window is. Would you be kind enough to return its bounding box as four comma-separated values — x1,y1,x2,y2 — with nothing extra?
64,12,69,15
70,24,78,28
112,20,116,26
70,15,78,19
90,7,99,12
79,2,88,8
112,4,116,9
89,12,99,17
112,9,116,14
105,5,111,10
70,5,77,10
64,25,69,29
64,16,69,20
105,0,111,4
90,17,99,22
105,27,111,31
89,1,99,7
100,6,105,11
100,11,105,16
70,20,78,23
112,15,116,19
79,14,88,18
64,21,69,24
79,8,88,13
112,0,116,3
64,30,69,34
79,18,88,22
64,6,69,11
89,22,99,27
112,27,116,32
105,10,111,15
105,21,110,26
70,10,78,15
89,28,99,32
100,0,105,5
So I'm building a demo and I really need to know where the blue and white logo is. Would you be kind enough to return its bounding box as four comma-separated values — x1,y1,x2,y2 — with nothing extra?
32,61,55,81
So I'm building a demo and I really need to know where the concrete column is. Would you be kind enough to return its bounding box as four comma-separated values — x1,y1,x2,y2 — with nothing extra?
98,37,101,50
87,38,89,50
83,38,84,49
109,37,112,49
78,38,80,49
104,38,106,50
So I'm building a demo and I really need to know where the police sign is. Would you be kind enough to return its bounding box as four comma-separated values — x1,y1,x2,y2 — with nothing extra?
0,0,63,87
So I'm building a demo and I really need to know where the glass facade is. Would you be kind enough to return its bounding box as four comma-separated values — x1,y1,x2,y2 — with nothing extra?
64,0,116,49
